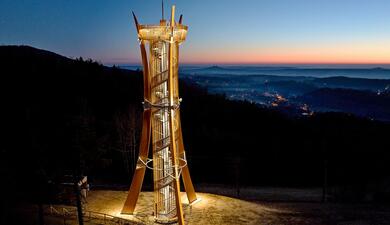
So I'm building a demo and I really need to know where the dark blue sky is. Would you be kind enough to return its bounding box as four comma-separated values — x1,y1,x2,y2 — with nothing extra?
1,0,390,64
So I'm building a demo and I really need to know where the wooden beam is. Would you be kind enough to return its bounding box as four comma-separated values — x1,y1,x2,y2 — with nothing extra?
121,13,152,214
168,5,185,225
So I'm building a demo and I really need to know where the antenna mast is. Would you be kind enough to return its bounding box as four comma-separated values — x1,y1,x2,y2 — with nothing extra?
162,0,164,20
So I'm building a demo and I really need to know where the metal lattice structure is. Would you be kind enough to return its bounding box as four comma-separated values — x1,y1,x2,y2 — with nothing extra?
121,5,198,225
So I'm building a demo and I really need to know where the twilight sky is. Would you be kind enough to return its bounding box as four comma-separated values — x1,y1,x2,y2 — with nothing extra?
1,0,390,65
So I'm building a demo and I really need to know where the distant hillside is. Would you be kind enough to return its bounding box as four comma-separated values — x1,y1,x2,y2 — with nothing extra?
183,73,390,94
313,76,390,90
1,45,73,63
298,88,390,120
180,65,390,79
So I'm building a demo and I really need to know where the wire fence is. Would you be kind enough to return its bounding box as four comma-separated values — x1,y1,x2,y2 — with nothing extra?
48,205,142,225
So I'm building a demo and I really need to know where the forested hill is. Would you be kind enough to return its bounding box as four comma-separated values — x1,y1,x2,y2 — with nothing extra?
1,46,390,203
1,45,144,188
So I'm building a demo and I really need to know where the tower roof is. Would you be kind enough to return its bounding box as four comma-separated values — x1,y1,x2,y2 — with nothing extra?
132,5,188,43
137,24,188,42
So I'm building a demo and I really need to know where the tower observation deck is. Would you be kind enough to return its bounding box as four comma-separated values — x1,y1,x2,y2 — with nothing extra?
122,5,198,225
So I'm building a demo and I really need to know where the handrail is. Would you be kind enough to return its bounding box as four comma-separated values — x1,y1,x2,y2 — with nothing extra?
151,70,169,88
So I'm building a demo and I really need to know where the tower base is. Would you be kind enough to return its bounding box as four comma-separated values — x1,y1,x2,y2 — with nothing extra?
155,216,178,224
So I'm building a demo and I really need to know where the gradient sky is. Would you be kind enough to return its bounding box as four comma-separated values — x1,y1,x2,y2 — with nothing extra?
1,0,390,65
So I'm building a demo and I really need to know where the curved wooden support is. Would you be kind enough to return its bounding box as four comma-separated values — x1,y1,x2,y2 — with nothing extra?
174,31,197,205
177,111,197,204
121,42,151,212
121,109,151,214
179,14,183,24
140,45,150,98
122,14,151,213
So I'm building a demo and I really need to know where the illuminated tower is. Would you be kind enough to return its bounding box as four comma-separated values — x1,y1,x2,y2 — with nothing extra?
122,4,198,225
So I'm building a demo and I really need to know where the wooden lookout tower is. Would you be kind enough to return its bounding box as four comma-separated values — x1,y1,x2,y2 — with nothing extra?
122,4,198,225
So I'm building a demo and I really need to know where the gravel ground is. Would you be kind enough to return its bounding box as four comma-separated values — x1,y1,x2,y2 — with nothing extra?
9,189,390,224
83,190,390,225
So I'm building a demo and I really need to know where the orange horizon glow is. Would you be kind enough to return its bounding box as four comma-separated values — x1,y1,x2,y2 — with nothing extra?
177,42,390,65
113,41,390,66
178,57,390,65
179,60,390,65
